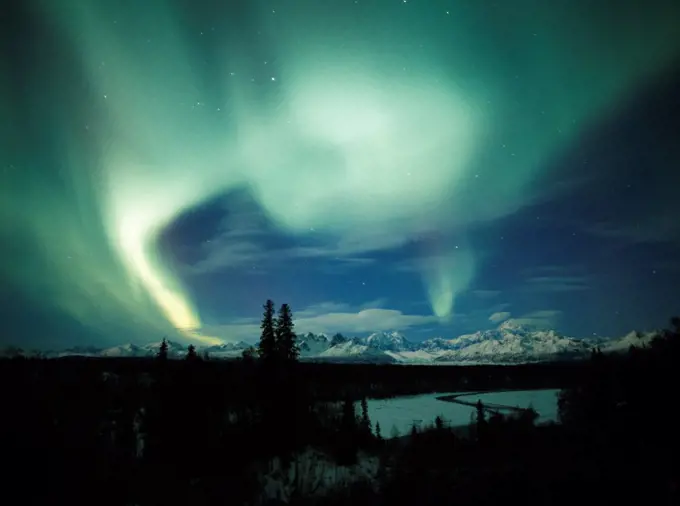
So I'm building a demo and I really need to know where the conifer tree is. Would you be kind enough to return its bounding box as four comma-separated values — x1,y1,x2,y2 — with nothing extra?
186,344,197,361
242,346,257,363
275,303,299,362
258,299,277,361
375,421,383,441
341,397,357,435
360,396,372,434
476,400,487,440
158,338,168,361
337,397,359,465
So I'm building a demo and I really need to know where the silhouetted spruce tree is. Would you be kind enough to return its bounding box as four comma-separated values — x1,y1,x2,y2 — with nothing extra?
258,299,277,362
337,397,359,465
241,346,257,363
275,303,299,362
435,415,444,431
157,338,168,361
186,344,197,361
476,399,487,441
360,396,372,435
375,421,383,442
341,397,358,434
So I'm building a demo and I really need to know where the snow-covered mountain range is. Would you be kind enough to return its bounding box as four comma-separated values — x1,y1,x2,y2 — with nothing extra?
2,320,660,364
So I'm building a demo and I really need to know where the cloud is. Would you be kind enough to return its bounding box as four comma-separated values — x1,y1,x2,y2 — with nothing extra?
295,308,439,336
185,214,381,275
189,240,267,274
360,298,389,310
296,301,353,317
203,301,438,342
511,310,563,329
489,311,511,323
521,265,590,293
187,235,378,275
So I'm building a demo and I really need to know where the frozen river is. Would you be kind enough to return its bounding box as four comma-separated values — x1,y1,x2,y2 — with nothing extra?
360,389,560,438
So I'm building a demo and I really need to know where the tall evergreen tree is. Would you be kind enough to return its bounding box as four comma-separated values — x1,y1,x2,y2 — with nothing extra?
337,397,359,465
476,400,487,441
186,344,197,361
340,397,357,435
360,396,372,434
158,338,168,361
258,299,277,361
241,346,257,363
275,303,299,362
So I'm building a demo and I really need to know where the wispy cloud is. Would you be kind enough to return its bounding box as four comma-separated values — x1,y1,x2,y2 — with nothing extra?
294,308,439,336
188,240,267,273
360,298,389,310
203,300,438,342
295,301,354,317
489,311,511,323
521,265,590,293
511,310,563,328
186,236,376,275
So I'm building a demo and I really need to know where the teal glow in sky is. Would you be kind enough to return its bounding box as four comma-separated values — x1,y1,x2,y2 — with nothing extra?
2,0,680,347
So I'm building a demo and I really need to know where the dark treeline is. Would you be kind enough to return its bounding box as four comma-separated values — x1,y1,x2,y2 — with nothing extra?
1,304,678,505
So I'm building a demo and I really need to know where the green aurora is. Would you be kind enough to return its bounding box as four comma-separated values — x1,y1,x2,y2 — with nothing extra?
2,0,680,346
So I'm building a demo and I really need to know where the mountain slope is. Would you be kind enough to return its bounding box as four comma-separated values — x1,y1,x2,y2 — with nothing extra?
4,320,661,364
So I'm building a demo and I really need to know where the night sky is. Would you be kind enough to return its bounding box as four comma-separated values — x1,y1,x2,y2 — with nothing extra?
2,0,680,349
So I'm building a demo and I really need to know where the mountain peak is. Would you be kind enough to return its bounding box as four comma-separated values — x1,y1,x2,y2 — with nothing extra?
364,331,413,351
6,325,656,365
498,319,532,332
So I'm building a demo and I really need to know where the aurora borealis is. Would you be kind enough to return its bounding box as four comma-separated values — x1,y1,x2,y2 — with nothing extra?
2,0,680,348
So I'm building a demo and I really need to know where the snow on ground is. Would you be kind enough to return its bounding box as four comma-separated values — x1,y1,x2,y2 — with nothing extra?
455,389,560,425
259,448,379,503
361,392,476,437
361,389,560,438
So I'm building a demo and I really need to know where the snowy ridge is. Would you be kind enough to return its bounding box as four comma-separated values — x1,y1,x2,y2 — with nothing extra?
101,340,187,358
2,321,662,364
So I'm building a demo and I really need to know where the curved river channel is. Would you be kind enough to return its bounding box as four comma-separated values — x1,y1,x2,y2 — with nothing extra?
358,389,560,438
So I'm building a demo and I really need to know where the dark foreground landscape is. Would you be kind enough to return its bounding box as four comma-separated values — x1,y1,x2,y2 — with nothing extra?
2,318,679,505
